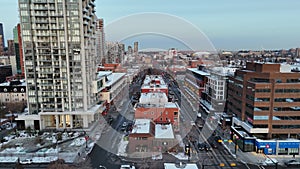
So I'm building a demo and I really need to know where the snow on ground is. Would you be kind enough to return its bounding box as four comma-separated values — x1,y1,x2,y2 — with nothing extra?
117,136,129,157
69,137,86,147
0,157,18,163
32,156,58,163
169,152,189,160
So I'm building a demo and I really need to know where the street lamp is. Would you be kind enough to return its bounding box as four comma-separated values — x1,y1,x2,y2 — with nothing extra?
99,165,107,169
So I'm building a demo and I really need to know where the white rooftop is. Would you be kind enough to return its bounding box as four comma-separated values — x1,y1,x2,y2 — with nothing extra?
106,72,126,86
0,80,26,86
188,68,210,76
131,119,151,134
142,75,168,89
164,163,199,169
155,124,174,139
139,92,168,104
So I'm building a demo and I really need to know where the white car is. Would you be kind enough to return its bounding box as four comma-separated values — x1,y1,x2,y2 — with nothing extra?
261,158,278,166
120,164,135,169
20,159,32,164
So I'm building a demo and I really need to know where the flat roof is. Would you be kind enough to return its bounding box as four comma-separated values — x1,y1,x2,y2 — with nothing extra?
155,124,174,139
187,68,210,76
131,119,151,134
164,163,198,169
0,80,26,86
139,93,168,104
136,102,178,109
106,72,126,86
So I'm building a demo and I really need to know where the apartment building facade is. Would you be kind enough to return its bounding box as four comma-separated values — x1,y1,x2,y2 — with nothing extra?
17,0,102,130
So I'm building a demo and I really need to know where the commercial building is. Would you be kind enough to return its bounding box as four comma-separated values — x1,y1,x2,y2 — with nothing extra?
200,67,237,121
128,119,177,157
17,0,101,130
228,62,300,140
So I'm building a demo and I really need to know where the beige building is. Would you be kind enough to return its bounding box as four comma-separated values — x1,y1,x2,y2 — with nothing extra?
17,0,103,130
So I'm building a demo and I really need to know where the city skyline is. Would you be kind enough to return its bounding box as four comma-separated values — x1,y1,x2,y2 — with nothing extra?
1,0,300,50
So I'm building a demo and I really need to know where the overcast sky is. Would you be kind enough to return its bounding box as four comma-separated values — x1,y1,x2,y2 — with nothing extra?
1,0,300,50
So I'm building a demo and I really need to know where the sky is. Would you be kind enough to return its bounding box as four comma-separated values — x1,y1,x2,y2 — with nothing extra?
1,0,300,50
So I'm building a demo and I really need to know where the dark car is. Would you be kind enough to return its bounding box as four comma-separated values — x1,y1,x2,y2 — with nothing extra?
210,142,218,149
204,143,212,151
214,136,222,143
284,159,300,167
198,143,205,151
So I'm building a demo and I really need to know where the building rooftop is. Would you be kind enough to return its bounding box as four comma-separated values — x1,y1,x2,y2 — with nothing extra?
164,163,199,169
142,75,168,89
131,119,151,134
0,79,26,86
135,102,178,109
155,124,174,139
187,68,210,76
139,92,168,104
106,72,126,86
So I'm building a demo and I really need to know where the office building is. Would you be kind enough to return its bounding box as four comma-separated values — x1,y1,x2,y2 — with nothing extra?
228,62,300,140
17,0,101,130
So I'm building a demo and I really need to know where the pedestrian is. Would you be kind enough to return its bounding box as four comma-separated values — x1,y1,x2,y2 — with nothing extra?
78,152,80,156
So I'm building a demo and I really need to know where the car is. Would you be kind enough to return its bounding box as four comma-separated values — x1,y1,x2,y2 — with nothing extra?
198,143,205,151
204,143,212,151
261,158,278,166
214,136,222,143
210,142,218,149
284,159,300,167
20,159,32,164
120,164,135,169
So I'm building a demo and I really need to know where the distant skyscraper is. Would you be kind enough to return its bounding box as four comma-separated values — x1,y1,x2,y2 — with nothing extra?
96,18,106,65
13,24,24,75
128,45,133,54
0,23,4,49
134,41,138,54
0,35,4,55
18,0,100,130
7,40,15,56
296,48,300,57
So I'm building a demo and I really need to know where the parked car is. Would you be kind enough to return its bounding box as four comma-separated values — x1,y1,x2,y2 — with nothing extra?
120,164,135,169
20,159,32,164
284,159,300,167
